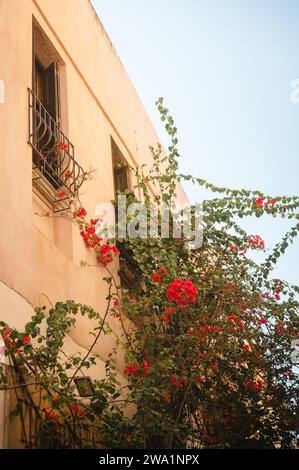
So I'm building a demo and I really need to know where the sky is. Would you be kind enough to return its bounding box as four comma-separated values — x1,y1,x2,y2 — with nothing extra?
92,0,299,285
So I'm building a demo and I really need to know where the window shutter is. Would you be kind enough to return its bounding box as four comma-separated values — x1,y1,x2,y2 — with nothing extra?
44,62,59,123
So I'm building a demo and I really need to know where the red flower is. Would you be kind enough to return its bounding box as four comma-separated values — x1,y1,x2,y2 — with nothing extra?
73,207,87,218
64,170,72,178
90,218,99,225
248,235,265,250
170,374,183,388
44,409,59,421
209,362,218,371
166,279,198,307
265,199,276,208
151,267,169,284
57,191,66,199
124,364,139,376
70,403,84,418
58,141,68,151
21,336,31,344
141,360,152,376
243,344,250,353
163,307,176,323
243,379,263,392
274,291,281,301
97,244,119,265
71,404,79,414
254,197,264,208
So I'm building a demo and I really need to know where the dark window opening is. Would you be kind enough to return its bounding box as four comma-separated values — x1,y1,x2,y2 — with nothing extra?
110,138,140,291
111,138,131,197
32,56,61,188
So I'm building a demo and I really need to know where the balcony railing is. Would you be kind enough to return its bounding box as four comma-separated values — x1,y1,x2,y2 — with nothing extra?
28,88,85,212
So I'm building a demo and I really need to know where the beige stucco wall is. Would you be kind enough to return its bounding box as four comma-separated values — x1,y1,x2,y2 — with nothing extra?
0,0,188,447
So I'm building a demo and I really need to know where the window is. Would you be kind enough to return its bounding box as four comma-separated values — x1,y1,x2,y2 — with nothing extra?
111,137,131,196
28,21,84,212
110,138,140,290
32,25,61,188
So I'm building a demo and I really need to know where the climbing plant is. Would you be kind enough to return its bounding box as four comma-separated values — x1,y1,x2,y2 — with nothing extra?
0,98,298,448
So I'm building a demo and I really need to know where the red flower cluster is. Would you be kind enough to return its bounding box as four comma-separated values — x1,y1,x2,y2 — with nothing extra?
73,207,87,218
2,329,30,351
166,279,198,307
43,409,59,421
64,169,73,178
90,218,99,226
265,199,276,208
124,364,139,376
71,403,85,418
170,374,187,388
163,307,176,323
243,379,263,392
21,336,31,344
272,282,282,301
254,197,276,209
124,360,152,377
226,315,244,329
254,197,264,208
141,360,152,376
80,224,102,249
194,324,219,342
56,191,66,199
248,235,265,250
57,141,68,151
96,244,120,265
151,267,169,284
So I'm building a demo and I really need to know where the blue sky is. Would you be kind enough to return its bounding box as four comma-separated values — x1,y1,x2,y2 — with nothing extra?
92,0,299,285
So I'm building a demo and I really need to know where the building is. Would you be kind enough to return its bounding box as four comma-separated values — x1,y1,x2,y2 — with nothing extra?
0,0,187,448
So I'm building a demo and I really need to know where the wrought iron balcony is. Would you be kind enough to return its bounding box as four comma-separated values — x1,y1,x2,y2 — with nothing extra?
28,88,85,212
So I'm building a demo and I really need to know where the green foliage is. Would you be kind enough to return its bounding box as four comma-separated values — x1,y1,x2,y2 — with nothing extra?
0,99,298,449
